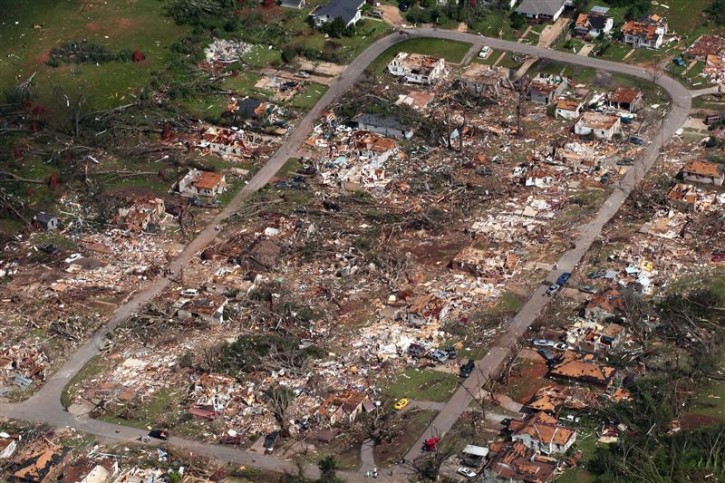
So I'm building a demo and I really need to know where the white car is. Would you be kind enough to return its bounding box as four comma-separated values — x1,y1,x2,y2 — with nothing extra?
181,288,199,297
478,46,491,58
457,467,477,478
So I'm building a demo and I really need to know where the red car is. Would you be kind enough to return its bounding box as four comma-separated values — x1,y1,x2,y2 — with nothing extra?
712,252,725,263
423,437,440,452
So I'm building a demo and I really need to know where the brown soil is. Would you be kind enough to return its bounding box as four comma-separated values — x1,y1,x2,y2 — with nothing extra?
680,413,723,431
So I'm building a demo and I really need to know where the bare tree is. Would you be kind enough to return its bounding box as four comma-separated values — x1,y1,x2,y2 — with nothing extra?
266,384,295,437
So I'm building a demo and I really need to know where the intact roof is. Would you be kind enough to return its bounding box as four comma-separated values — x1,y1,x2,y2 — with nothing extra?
683,160,723,177
516,0,566,17
609,87,642,104
314,0,364,23
195,171,225,190
353,113,411,132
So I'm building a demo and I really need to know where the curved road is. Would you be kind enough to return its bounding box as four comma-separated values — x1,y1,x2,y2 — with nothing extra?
0,27,692,482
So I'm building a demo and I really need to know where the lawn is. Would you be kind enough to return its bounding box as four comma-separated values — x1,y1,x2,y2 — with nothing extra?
468,10,520,41
0,0,188,119
651,0,715,35
373,409,437,466
291,83,328,110
384,367,460,402
687,378,725,423
368,38,473,75
597,42,632,62
241,44,282,68
61,355,105,408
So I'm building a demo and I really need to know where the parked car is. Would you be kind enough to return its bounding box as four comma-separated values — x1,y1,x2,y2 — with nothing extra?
556,272,571,286
705,114,723,125
538,348,557,363
263,431,279,454
459,359,475,378
430,350,449,363
295,71,311,79
181,288,198,297
579,284,597,294
148,429,169,440
629,135,645,145
394,398,409,411
554,342,570,351
545,284,561,296
220,435,242,445
408,343,427,358
445,346,458,359
673,57,686,67
532,339,555,347
457,467,477,478
369,9,383,17
617,158,635,166
478,46,491,58
423,436,440,452
588,269,606,279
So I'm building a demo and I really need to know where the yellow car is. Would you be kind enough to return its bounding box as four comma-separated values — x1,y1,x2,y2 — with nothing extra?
394,398,409,411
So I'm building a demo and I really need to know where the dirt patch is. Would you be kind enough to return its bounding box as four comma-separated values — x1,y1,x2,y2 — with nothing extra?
680,413,723,430
379,5,404,27
456,22,468,33
36,49,51,64
85,22,100,32
117,18,133,29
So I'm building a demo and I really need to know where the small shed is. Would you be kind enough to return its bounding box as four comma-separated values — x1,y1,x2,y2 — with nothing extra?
462,444,489,467
33,212,58,230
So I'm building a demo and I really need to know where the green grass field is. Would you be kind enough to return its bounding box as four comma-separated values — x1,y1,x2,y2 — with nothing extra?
368,38,472,75
0,0,187,117
384,367,460,402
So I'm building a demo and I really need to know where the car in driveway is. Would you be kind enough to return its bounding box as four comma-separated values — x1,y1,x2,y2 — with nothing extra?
478,46,491,58
430,350,449,363
556,272,571,286
579,284,597,294
264,430,279,454
394,398,409,411
545,284,561,296
459,359,475,378
554,342,570,351
629,135,645,145
588,269,606,279
532,339,555,347
457,467,477,478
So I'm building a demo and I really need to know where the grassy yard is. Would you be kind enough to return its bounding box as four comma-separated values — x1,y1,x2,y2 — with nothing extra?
468,10,520,41
0,0,187,119
652,0,716,35
373,409,437,466
384,367,460,402
291,82,328,110
596,42,631,62
368,38,472,75
61,355,106,408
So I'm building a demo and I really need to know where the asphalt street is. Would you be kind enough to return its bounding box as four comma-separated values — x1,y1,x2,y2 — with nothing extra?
0,27,692,482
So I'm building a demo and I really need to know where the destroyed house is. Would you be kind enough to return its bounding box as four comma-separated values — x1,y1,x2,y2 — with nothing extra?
527,75,568,105
607,87,642,113
177,169,226,198
33,212,58,231
198,126,249,158
667,183,719,211
509,412,577,454
526,385,591,413
115,196,165,232
387,52,448,85
352,113,414,140
457,64,512,97
11,438,72,483
550,358,616,387
178,294,227,324
316,390,371,426
574,11,613,38
486,441,557,482
57,457,119,483
242,239,280,271
574,112,621,140
584,288,624,321
311,0,364,27
515,0,567,22
554,99,582,120
681,160,724,186
622,15,667,49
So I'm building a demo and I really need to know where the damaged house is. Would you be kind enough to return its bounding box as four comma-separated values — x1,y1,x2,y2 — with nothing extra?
549,353,617,388
10,437,72,482
225,97,287,134
527,75,568,105
574,112,621,140
574,8,614,38
114,196,165,232
680,160,724,186
509,412,577,454
457,64,512,98
554,99,583,120
177,294,228,324
177,169,226,198
607,87,642,113
352,113,415,140
197,126,251,159
485,441,558,482
387,52,448,85
316,390,372,426
622,15,668,49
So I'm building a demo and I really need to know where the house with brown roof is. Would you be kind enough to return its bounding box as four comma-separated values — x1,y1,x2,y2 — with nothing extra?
622,15,667,49
549,355,616,387
115,196,165,232
177,169,226,198
584,287,624,321
607,87,643,112
316,390,372,426
509,412,577,454
554,99,583,120
485,441,558,482
11,437,72,483
526,385,594,413
681,160,724,186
